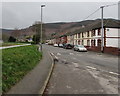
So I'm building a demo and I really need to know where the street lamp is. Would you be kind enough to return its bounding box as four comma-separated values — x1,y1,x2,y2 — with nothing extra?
40,4,45,52
100,6,105,53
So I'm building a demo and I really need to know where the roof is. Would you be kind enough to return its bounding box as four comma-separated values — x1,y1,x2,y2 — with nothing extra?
67,19,120,36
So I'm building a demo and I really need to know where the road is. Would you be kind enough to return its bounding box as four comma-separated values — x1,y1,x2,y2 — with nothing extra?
43,44,119,94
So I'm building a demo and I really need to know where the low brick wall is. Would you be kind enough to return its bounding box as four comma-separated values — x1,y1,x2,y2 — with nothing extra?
104,47,120,55
86,46,120,56
86,46,101,52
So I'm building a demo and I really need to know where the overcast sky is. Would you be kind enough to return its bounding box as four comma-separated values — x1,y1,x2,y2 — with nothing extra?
1,1,119,29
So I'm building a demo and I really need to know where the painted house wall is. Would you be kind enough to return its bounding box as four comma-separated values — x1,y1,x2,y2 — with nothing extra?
67,35,74,44
106,28,119,48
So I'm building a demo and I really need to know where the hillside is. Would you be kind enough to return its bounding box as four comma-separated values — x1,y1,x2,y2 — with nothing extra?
2,18,119,41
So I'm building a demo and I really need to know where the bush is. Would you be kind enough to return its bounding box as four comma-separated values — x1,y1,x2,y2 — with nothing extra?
8,36,16,42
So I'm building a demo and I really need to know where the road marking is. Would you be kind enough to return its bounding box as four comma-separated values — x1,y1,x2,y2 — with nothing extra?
50,52,54,56
109,72,119,76
72,62,79,68
57,53,61,55
66,85,72,89
50,52,59,60
86,66,97,70
63,59,66,62
54,55,59,60
73,58,76,60
70,53,74,55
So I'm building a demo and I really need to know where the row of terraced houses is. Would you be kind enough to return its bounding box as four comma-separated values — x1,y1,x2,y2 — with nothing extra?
47,19,120,55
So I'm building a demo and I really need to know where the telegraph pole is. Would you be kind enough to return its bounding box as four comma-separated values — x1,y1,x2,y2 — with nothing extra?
100,6,104,53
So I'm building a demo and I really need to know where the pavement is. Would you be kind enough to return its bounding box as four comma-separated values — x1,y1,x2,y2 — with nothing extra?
0,44,31,49
5,45,53,95
43,44,119,94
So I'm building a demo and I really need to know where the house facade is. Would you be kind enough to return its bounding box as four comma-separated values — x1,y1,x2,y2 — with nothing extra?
72,27,120,55
47,19,120,55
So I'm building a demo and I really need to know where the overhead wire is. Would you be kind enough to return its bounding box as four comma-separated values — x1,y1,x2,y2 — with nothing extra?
102,3,119,26
83,8,101,21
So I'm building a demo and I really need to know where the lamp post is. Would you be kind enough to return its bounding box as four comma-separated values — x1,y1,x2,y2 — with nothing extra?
40,4,45,52
100,6,105,53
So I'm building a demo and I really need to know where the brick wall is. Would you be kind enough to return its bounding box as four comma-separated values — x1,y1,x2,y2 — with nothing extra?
86,46,120,56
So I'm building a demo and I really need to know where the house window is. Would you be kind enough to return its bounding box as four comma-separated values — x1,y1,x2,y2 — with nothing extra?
87,31,89,37
97,39,101,47
82,33,84,38
87,40,90,46
76,34,77,38
78,33,80,38
91,39,95,46
107,29,109,31
76,40,77,45
78,40,80,45
94,40,96,46
82,40,84,45
98,29,101,35
92,30,95,36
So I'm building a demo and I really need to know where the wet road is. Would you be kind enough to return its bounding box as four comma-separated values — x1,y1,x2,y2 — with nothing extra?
44,44,119,94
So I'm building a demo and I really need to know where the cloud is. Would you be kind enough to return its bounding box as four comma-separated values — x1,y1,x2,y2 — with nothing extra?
1,2,118,29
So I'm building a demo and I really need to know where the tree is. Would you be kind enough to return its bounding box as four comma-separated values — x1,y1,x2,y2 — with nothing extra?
8,36,16,42
32,35,40,44
32,21,46,44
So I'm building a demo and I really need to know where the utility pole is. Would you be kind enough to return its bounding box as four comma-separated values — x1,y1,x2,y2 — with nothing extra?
100,6,104,53
40,5,45,52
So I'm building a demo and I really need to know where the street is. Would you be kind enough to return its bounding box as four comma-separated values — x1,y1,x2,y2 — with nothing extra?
44,44,119,94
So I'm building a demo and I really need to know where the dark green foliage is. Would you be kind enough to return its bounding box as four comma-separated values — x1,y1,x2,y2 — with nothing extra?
32,35,40,44
8,36,16,42
32,23,46,44
2,45,42,93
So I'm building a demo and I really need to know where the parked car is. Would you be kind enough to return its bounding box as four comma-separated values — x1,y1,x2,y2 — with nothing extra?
74,45,87,52
59,44,64,48
53,44,59,47
64,44,74,49
45,43,48,45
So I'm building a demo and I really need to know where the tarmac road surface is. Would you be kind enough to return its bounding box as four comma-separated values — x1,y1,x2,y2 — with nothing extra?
44,44,119,94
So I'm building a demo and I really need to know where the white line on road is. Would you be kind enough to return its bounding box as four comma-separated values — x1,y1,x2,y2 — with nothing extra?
54,56,59,60
72,62,79,68
109,72,119,76
63,59,66,62
57,53,61,55
86,66,97,70
70,53,74,55
73,58,77,60
50,52,54,56
50,52,59,60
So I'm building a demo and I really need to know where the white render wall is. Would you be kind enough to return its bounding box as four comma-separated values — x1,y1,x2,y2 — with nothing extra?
106,28,119,48
106,28,119,37
106,38,118,48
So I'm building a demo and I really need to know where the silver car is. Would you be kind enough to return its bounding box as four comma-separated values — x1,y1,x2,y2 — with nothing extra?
74,45,87,52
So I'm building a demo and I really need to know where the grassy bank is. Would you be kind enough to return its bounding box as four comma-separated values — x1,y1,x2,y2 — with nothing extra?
2,45,42,93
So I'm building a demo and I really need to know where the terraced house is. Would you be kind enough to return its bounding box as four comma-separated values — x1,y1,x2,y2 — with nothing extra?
70,19,120,55
47,19,120,55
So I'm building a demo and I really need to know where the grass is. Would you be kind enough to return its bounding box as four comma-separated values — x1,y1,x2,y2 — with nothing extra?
1,42,29,47
2,45,42,93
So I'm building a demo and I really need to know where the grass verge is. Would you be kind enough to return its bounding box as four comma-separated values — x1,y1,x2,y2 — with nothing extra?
2,45,42,93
